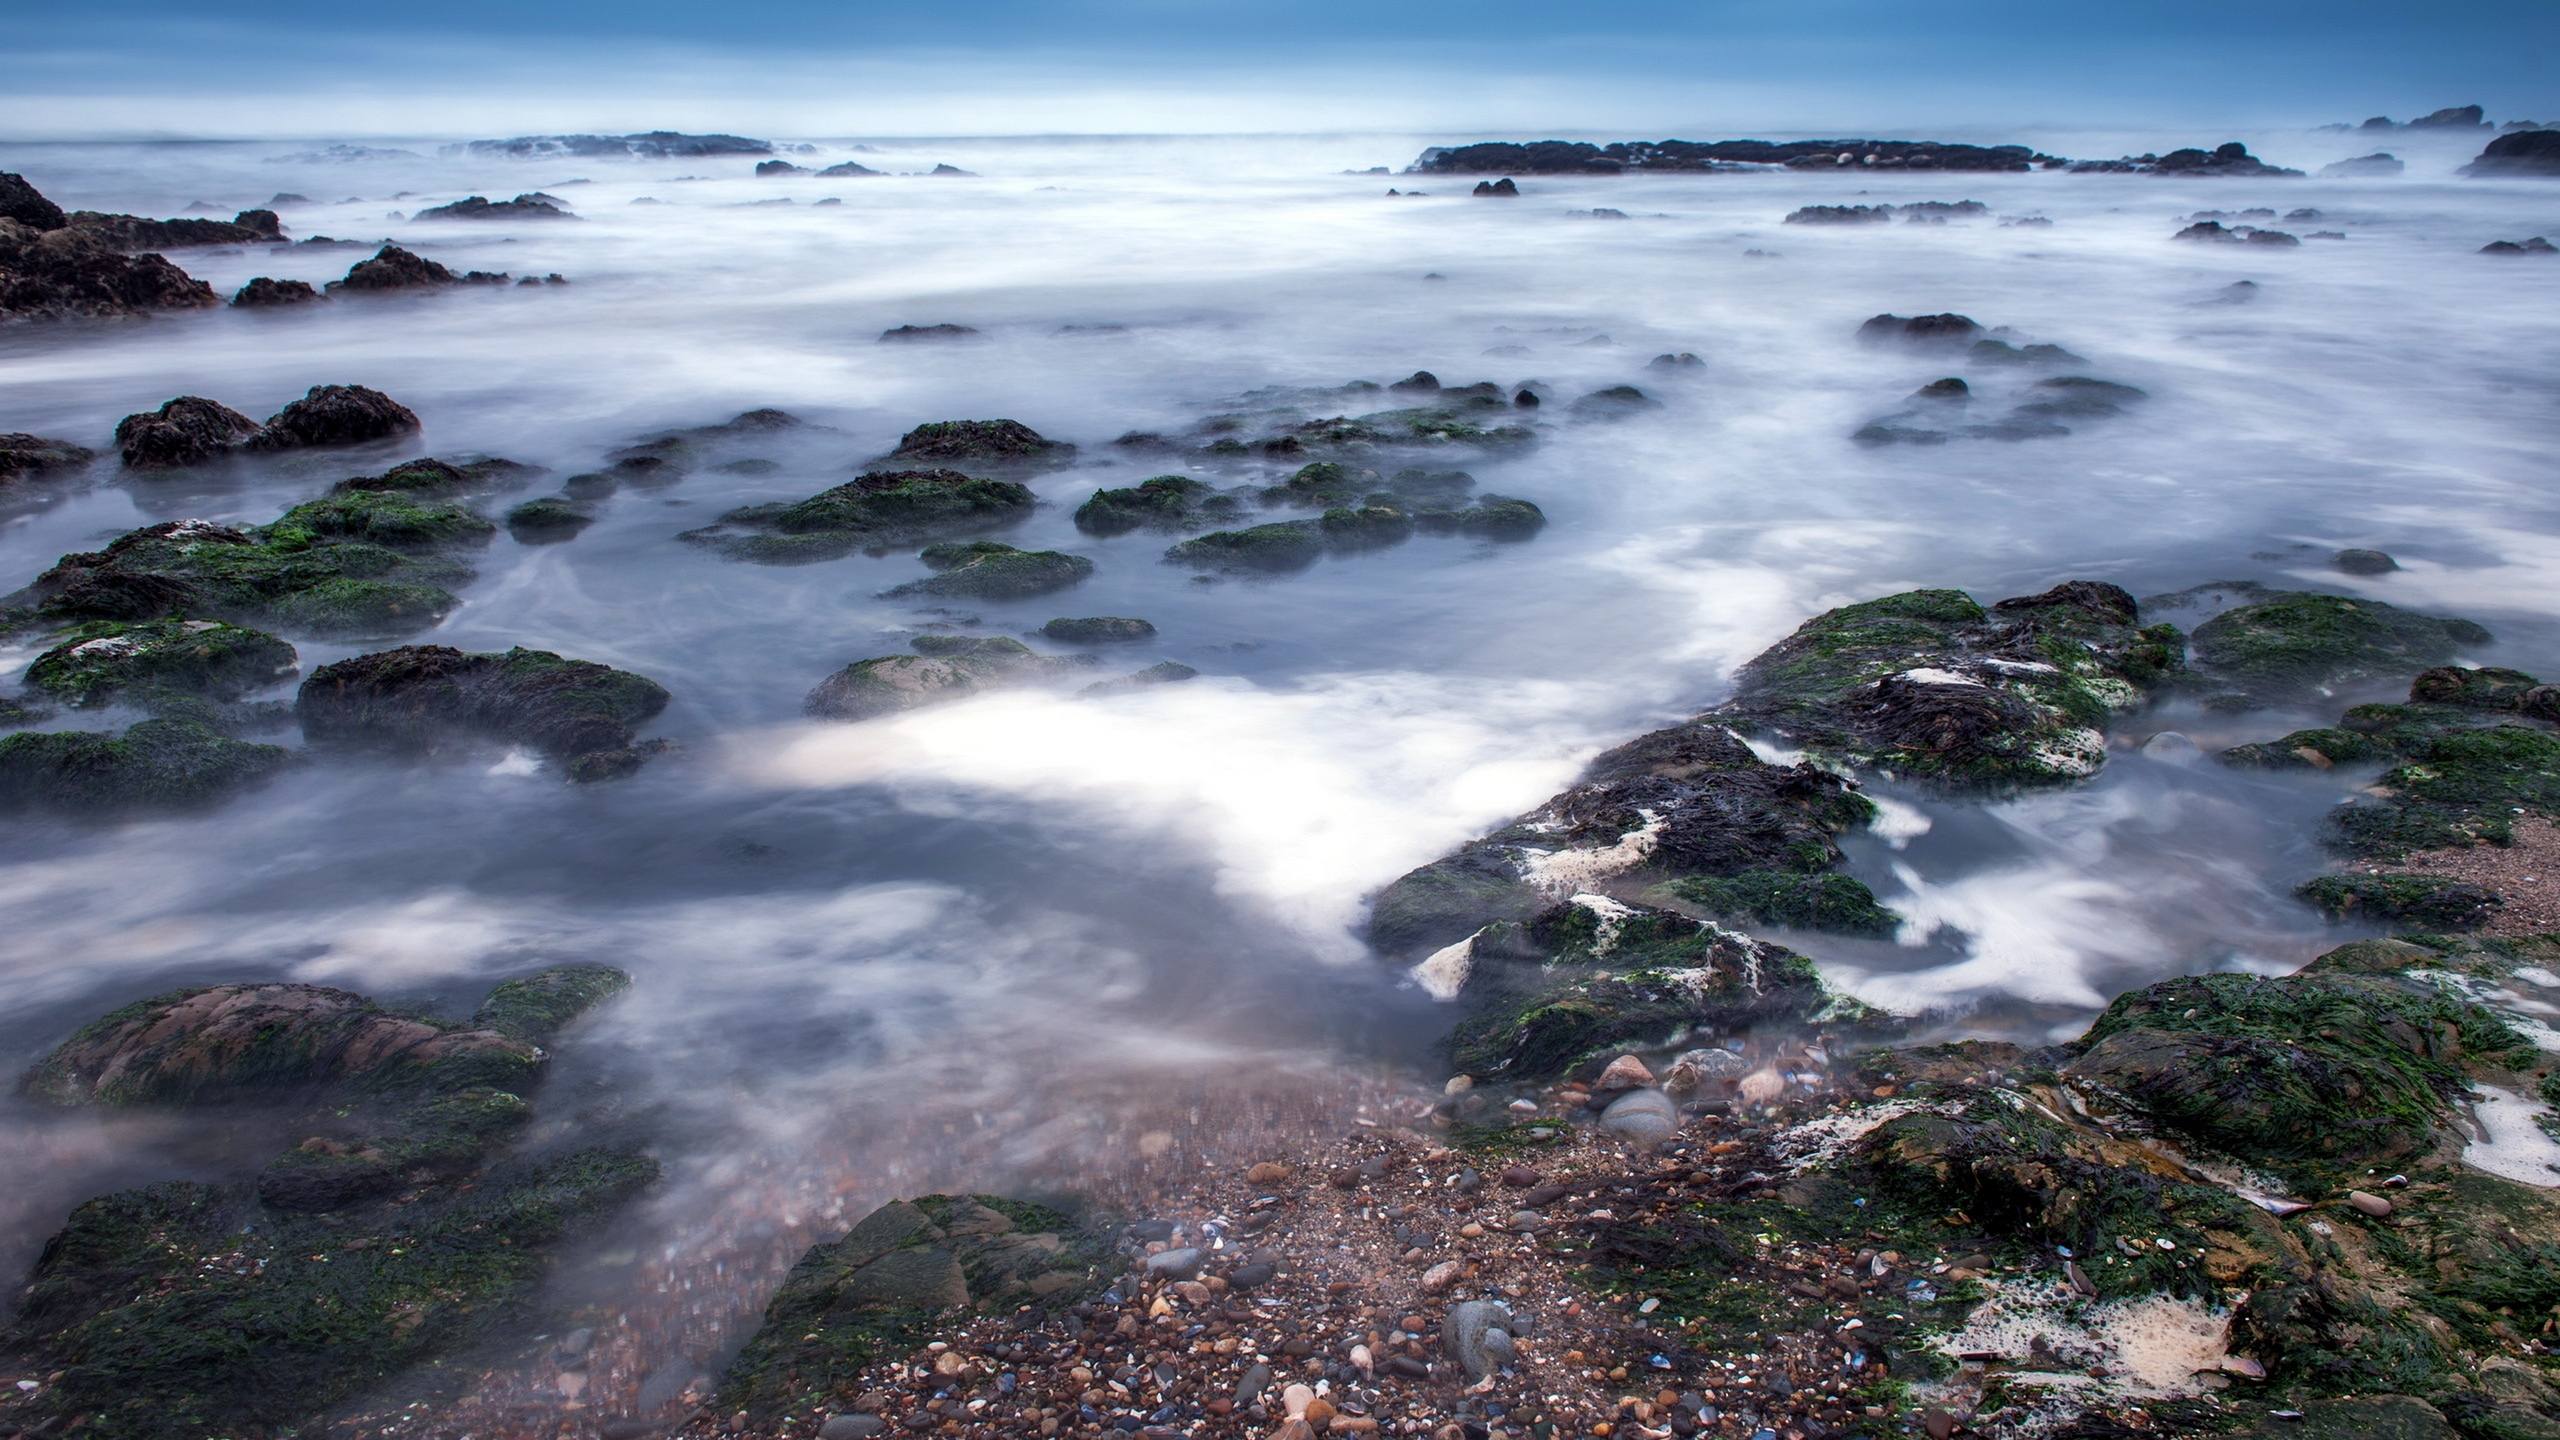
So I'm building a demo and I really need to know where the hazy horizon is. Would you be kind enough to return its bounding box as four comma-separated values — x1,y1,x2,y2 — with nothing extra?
5,1,2554,141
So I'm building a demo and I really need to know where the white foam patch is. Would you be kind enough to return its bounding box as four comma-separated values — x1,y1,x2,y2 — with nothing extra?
2513,966,2560,990
1855,858,2127,1010
1409,929,1480,1002
2415,969,2560,1053
1866,793,1934,848
1521,812,1664,896
1898,666,1983,687
1772,1100,1947,1170
1938,1282,2232,1396
486,749,544,777
2463,1085,2560,1187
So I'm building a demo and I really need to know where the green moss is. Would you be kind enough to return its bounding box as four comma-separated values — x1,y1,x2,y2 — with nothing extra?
687,469,1036,563
885,419,1074,467
1165,520,1326,573
1041,615,1155,644
2299,873,2503,930
1073,475,1216,535
1658,870,1899,935
503,496,593,542
0,717,290,814
264,490,496,552
2189,592,2489,703
472,964,631,1044
28,512,474,642
24,619,297,709
1317,503,1415,550
885,542,1094,600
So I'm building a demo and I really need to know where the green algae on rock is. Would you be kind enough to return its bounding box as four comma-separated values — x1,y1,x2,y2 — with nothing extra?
1041,615,1156,644
2156,582,2492,707
885,541,1094,600
806,635,1063,721
0,716,291,813
720,1193,1104,1420
23,618,297,709
1717,580,2180,789
1073,474,1237,536
1369,721,1880,958
683,468,1036,563
4,967,646,1438
502,495,596,543
879,418,1076,471
296,644,671,780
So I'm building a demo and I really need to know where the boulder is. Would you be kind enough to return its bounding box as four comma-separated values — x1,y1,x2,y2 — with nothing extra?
884,541,1093,600
805,636,1060,720
2321,152,2405,177
0,431,95,481
0,170,68,230
24,618,298,709
231,276,323,306
411,193,573,220
685,468,1035,563
112,396,260,468
1042,615,1156,644
0,716,290,814
296,645,671,779
2461,129,2560,177
880,418,1076,471
0,218,218,320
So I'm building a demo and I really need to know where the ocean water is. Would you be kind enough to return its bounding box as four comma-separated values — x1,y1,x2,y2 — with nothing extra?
2,124,2557,1410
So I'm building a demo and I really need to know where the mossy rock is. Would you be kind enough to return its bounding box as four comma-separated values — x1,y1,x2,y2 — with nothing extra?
1368,723,1876,957
23,618,297,709
1318,503,1415,550
296,644,670,779
1718,580,2178,789
2298,873,2503,930
1,1148,654,1440
881,419,1076,471
503,496,594,543
332,455,541,499
2172,585,2490,706
805,636,1059,720
1655,869,1899,936
16,512,474,641
1042,615,1156,644
1073,475,1223,536
2063,969,2529,1173
686,468,1037,563
1444,899,1849,1080
1261,460,1378,508
719,1193,1104,1419
1165,520,1327,573
1081,660,1198,696
885,542,1094,600
0,716,290,814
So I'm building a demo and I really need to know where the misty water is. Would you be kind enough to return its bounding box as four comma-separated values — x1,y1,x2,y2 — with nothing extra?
4,125,2558,1411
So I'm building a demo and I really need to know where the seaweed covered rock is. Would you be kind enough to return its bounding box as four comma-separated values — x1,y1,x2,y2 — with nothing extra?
1369,722,1881,957
883,541,1094,600
0,217,219,321
1042,615,1155,644
684,468,1034,562
245,383,421,451
4,968,649,1438
1081,660,1198,696
1073,474,1235,535
1165,519,1332,573
296,645,671,779
1438,898,1862,1080
1715,581,2181,789
720,1194,1103,1419
0,431,95,482
16,482,498,638
1854,374,2149,445
112,395,260,468
504,495,594,543
0,716,290,814
2225,666,2560,923
880,418,1075,472
2163,583,2491,707
23,618,297,710
805,636,1061,721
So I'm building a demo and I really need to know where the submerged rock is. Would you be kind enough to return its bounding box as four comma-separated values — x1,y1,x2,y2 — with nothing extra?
412,193,574,221
1042,615,1156,643
720,1195,1102,1420
2321,152,2406,177
684,468,1035,563
883,541,1094,600
0,431,96,481
6,968,651,1436
296,645,671,780
806,636,1062,721
878,323,982,342
24,618,297,710
1856,312,1983,346
327,243,507,292
2069,141,2301,177
503,495,595,543
230,276,323,306
2164,582,2490,706
1081,660,1197,696
0,716,291,813
1073,475,1237,536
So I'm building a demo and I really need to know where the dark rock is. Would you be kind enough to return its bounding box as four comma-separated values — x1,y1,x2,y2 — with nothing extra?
296,645,670,778
247,384,421,451
884,541,1094,601
2335,548,2400,575
2164,582,2489,705
0,717,291,814
685,469,1035,563
25,618,298,710
328,244,506,292
0,218,218,320
457,131,774,159
2461,129,2560,177
1081,661,1197,696
505,496,595,543
64,208,284,249
1042,616,1156,644
232,276,323,307
879,323,982,342
1074,476,1230,537
2321,152,2406,177
754,160,809,176
1856,312,1982,346
818,161,881,178
719,1195,1101,1420
1471,178,1521,197
1411,138,2046,175
0,171,69,230
882,419,1075,471
2480,237,2557,255
412,193,574,221
2071,141,2301,177
113,396,260,468
0,431,95,481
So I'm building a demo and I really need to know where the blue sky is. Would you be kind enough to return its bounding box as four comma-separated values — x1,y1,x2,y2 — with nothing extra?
3,0,2553,138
